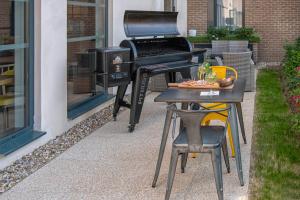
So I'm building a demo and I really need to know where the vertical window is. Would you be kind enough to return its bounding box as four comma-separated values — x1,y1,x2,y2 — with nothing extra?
0,0,31,139
212,0,243,29
67,0,107,113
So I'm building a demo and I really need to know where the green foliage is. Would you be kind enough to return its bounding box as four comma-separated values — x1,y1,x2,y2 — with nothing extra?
186,34,210,43
187,27,261,43
251,70,300,200
283,37,300,91
207,26,230,40
234,27,255,39
289,86,300,96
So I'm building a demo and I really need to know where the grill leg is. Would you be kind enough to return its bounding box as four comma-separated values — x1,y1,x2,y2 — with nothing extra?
165,72,176,83
113,84,128,121
129,69,150,132
180,68,191,80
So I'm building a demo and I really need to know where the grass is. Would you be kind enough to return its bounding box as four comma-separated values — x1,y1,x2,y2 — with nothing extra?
250,70,300,200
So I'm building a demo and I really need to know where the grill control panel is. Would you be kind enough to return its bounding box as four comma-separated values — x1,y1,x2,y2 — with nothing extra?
95,47,131,87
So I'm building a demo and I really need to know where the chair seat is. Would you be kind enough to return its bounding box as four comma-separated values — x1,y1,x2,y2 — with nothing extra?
174,126,225,149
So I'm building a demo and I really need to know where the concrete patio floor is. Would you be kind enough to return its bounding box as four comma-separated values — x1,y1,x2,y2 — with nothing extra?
0,92,255,200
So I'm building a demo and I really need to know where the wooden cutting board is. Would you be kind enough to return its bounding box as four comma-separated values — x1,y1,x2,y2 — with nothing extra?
168,82,234,90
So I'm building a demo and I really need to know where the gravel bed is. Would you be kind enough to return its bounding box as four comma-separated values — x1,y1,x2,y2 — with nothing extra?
0,103,121,194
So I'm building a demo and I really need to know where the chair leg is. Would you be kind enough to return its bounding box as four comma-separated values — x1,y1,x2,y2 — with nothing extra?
165,148,179,200
181,152,188,173
236,102,247,144
227,124,235,157
211,147,224,200
221,140,230,173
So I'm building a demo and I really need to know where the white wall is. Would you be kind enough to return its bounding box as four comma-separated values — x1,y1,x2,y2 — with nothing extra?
175,0,188,37
0,0,69,169
0,0,189,169
111,0,164,46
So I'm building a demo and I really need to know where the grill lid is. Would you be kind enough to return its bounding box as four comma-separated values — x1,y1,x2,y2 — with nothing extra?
124,10,180,38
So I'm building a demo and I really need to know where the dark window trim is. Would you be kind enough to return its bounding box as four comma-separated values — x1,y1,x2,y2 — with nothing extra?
0,0,46,156
67,93,113,120
67,0,110,119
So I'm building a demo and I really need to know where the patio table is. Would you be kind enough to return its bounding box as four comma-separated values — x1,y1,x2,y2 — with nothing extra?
152,79,246,187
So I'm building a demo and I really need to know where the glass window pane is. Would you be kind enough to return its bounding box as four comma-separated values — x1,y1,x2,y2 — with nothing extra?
0,0,29,139
67,0,107,109
215,0,243,29
68,40,104,106
68,5,96,38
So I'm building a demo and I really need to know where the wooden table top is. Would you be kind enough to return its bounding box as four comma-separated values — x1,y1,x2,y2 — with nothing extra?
154,79,246,103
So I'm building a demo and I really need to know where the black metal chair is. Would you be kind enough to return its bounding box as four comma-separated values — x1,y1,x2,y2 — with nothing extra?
161,104,231,200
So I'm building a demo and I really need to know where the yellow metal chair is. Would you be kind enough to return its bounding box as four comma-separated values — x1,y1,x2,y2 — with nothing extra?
191,66,238,158
203,66,238,157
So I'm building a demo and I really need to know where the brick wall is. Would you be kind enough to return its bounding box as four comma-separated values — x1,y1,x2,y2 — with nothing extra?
187,0,300,64
245,0,300,64
187,0,208,34
0,1,11,36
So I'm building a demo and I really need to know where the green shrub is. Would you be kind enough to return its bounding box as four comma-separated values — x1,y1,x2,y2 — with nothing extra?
235,27,254,39
187,27,261,43
207,27,230,40
290,87,300,96
283,38,300,79
283,37,300,94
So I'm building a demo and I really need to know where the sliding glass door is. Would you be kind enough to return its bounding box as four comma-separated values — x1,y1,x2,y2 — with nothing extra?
0,0,32,139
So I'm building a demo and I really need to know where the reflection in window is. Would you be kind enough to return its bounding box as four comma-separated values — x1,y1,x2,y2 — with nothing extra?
67,0,106,109
215,0,243,29
0,0,29,139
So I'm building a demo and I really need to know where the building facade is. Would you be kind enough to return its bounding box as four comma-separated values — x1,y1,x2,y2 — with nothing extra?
0,0,188,169
187,0,300,65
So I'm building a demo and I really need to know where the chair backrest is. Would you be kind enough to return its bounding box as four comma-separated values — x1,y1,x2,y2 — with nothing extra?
212,40,229,55
169,106,230,152
211,66,238,80
222,51,252,79
228,40,249,52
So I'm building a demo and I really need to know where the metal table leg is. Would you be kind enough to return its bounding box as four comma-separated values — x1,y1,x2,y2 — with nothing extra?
152,105,175,187
229,103,244,186
236,102,247,144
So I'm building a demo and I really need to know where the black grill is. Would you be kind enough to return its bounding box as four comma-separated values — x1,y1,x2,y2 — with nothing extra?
108,10,207,132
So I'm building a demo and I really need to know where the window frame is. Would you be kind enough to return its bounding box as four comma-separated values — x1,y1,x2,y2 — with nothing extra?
66,0,111,119
0,0,45,156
